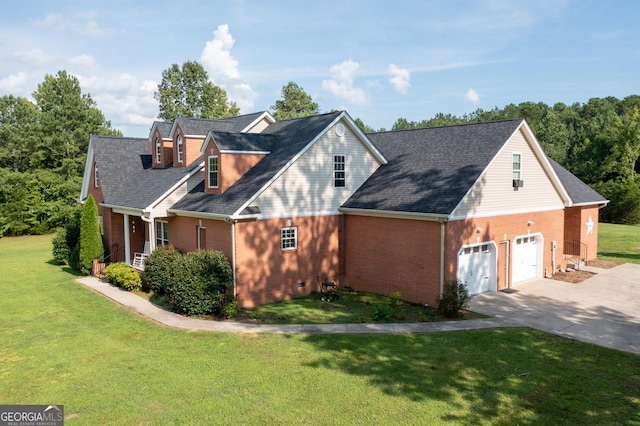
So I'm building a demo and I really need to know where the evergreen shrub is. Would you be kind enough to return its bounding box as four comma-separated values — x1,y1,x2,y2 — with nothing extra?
104,262,142,292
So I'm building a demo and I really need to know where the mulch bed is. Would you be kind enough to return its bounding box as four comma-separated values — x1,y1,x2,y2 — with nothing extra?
552,259,623,284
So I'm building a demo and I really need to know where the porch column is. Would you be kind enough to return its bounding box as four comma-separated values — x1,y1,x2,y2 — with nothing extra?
123,213,131,265
143,216,156,252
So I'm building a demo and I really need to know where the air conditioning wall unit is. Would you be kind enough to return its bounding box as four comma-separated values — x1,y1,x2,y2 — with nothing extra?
512,179,524,188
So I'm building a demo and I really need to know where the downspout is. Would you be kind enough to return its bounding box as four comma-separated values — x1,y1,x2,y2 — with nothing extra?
225,218,238,299
439,219,446,300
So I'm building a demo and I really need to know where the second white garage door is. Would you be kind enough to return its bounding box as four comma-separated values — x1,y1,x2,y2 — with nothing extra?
512,235,541,284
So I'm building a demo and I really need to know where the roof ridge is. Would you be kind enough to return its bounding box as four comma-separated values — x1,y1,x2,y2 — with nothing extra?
272,110,342,124
367,118,524,135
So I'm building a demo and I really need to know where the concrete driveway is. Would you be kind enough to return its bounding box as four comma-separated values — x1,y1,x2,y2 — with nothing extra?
468,263,640,354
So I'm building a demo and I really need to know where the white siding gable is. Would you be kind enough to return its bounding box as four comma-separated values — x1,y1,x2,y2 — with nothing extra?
251,121,383,218
451,127,565,219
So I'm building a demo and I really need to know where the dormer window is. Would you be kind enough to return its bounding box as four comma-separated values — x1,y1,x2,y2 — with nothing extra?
334,155,346,187
177,135,183,163
208,155,218,188
94,164,99,187
155,137,161,164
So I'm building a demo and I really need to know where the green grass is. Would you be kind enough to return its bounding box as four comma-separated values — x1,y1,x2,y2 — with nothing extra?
0,234,638,425
598,222,640,263
233,290,481,324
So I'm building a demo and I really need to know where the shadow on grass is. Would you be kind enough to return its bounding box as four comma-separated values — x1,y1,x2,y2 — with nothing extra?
598,251,640,263
299,328,640,424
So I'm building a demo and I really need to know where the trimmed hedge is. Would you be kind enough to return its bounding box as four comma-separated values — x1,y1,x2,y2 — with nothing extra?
144,247,233,316
104,262,142,292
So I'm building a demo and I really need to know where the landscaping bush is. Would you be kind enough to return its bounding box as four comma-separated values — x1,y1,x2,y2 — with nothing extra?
104,262,142,292
144,246,182,295
439,280,471,318
370,303,393,322
144,247,233,317
79,195,104,275
52,227,69,265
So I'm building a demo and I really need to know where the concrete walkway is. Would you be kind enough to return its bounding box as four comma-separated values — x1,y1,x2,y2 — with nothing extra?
77,264,640,355
76,276,513,334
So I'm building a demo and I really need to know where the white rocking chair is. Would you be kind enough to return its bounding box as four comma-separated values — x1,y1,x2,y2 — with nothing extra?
132,241,151,270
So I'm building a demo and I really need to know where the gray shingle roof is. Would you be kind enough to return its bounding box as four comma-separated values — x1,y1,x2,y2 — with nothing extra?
209,131,277,152
175,112,267,136
91,135,197,210
170,111,343,216
151,121,173,139
548,157,608,205
342,120,524,215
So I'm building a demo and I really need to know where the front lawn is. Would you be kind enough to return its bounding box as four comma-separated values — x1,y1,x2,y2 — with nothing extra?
0,235,638,425
598,222,640,263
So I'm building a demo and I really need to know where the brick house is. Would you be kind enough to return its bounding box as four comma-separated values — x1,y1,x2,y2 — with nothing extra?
80,111,607,307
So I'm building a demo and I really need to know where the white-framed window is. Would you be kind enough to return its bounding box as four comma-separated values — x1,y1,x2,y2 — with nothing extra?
177,135,183,163
94,164,99,187
155,137,161,164
281,227,297,250
512,153,522,180
156,220,169,247
208,155,219,188
98,216,104,235
334,154,346,187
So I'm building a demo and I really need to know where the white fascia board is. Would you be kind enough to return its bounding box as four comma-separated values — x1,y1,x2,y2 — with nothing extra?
256,210,340,220
572,200,610,208
341,112,388,164
79,140,95,202
519,120,572,206
101,204,145,216
166,208,230,221
241,111,275,133
200,132,215,154
144,162,205,213
339,207,449,222
448,204,564,221
219,150,271,155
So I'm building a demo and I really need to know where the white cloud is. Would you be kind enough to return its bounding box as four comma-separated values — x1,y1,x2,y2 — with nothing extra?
68,54,95,67
465,88,480,104
12,48,56,68
321,59,369,106
200,24,257,112
387,64,410,94
0,72,30,92
31,12,116,37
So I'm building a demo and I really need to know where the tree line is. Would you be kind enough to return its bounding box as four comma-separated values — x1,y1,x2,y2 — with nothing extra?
1,60,639,238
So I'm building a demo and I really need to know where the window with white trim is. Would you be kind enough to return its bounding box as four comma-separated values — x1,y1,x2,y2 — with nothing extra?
98,216,104,235
177,135,183,163
334,154,345,187
208,155,219,188
156,220,169,247
281,227,297,250
155,137,161,164
512,153,522,180
94,164,99,187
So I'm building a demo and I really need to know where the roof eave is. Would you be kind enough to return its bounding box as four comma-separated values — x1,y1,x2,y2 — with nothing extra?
339,207,449,222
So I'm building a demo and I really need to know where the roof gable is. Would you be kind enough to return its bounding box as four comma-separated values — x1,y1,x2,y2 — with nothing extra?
343,119,524,215
169,111,272,138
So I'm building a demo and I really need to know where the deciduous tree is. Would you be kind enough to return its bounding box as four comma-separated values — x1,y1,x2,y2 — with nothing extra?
155,61,240,121
270,82,319,120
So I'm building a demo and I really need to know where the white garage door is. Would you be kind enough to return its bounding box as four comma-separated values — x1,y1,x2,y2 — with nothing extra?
512,235,539,284
457,244,492,295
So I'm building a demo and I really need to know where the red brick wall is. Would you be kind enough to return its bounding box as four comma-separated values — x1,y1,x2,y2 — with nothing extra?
201,139,266,194
564,206,600,261
166,216,233,259
342,215,442,307
173,124,204,168
343,209,566,307
234,216,340,308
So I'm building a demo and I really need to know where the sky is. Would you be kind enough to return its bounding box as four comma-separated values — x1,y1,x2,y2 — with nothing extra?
1,0,639,137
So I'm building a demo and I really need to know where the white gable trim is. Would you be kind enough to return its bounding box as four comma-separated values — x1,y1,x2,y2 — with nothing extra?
241,111,275,133
79,140,95,202
144,162,204,213
231,112,388,217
